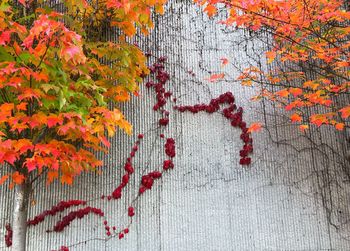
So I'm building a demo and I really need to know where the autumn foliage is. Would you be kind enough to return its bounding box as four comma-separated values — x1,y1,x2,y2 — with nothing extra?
196,0,350,131
0,0,166,186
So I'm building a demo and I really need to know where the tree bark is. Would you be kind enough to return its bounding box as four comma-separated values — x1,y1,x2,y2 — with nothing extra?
12,182,31,251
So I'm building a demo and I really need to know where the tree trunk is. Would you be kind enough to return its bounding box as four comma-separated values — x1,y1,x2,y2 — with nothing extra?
12,182,31,251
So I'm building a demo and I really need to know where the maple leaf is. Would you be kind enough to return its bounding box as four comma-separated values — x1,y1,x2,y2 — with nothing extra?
204,4,217,17
289,88,303,97
25,158,37,172
339,106,350,119
299,124,309,132
18,0,28,6
16,102,27,111
61,174,73,185
206,73,225,82
275,89,289,98
248,122,262,133
8,76,22,88
290,113,302,123
0,175,9,185
14,139,34,154
4,153,17,165
310,114,328,127
59,45,86,65
99,136,111,148
106,0,123,9
47,171,58,185
12,171,25,185
0,31,11,46
220,57,229,66
303,81,319,90
335,123,345,131
47,115,63,128
32,72,49,82
17,88,41,101
266,51,276,64
0,103,14,117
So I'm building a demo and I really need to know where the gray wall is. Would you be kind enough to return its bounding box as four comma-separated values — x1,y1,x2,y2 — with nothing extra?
1,1,350,250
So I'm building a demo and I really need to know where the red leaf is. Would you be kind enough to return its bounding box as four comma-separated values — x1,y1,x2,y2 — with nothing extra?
47,115,63,128
25,158,37,172
0,31,11,45
220,58,229,66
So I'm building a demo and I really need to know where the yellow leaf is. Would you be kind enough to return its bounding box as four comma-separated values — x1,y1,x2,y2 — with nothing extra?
303,81,319,90
299,124,309,132
242,79,253,86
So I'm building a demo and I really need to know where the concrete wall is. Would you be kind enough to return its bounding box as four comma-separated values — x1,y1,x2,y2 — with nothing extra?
1,1,350,250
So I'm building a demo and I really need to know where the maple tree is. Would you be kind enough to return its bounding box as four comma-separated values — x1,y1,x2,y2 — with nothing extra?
195,0,350,132
0,0,167,250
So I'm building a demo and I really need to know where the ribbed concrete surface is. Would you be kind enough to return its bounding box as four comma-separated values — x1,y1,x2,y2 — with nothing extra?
1,1,350,250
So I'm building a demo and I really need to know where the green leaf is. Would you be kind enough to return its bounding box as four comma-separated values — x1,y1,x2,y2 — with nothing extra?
0,47,14,62
58,90,66,110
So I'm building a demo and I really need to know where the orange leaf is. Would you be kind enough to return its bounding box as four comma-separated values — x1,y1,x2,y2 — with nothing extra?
275,89,289,98
290,113,302,123
248,122,262,133
335,123,345,131
16,102,27,111
266,51,276,64
47,171,58,185
12,171,25,185
206,73,225,82
289,88,303,97
310,114,328,127
61,174,73,185
339,106,350,119
303,81,319,90
204,4,217,17
299,124,309,132
0,175,9,185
